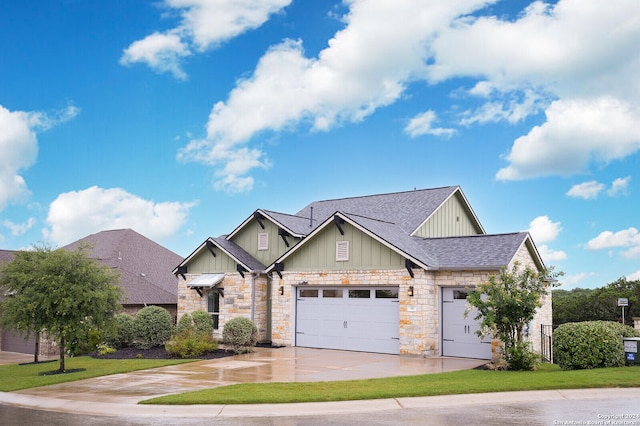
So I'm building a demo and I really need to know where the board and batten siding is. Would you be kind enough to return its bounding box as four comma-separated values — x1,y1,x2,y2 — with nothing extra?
414,192,482,238
230,218,301,266
186,246,238,274
283,221,405,271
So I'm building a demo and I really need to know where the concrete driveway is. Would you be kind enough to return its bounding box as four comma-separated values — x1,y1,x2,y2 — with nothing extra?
1,347,485,408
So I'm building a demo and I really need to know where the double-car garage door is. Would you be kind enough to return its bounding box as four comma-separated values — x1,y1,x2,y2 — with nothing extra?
295,287,400,355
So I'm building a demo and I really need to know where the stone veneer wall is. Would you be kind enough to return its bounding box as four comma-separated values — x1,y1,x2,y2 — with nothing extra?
178,273,269,341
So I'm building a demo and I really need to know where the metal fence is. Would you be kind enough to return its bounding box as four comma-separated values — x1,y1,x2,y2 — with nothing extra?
541,324,553,363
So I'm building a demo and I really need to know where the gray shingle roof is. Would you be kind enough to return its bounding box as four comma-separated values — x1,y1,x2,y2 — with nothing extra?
0,249,16,264
63,229,183,305
416,232,531,270
210,237,266,271
295,186,461,235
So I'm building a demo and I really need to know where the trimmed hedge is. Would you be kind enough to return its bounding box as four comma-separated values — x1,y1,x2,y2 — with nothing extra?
176,313,195,335
223,317,258,353
554,321,640,370
103,313,136,348
192,311,214,335
133,306,174,349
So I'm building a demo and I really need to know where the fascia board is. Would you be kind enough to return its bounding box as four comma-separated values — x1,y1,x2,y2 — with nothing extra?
523,233,546,271
172,239,209,274
256,209,305,238
225,211,257,240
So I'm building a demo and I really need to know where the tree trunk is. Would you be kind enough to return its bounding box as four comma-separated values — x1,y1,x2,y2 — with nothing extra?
58,335,65,373
34,331,40,363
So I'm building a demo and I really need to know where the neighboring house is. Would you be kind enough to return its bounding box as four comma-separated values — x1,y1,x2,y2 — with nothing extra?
174,186,550,360
0,229,182,355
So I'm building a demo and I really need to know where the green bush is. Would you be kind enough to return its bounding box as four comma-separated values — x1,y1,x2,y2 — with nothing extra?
223,317,258,353
176,313,195,335
103,313,136,348
554,321,640,370
192,311,214,335
506,341,540,371
165,329,218,358
133,306,173,349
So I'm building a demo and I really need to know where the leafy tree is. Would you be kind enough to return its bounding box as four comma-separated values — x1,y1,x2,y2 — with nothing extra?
0,244,122,372
552,288,595,326
466,262,561,370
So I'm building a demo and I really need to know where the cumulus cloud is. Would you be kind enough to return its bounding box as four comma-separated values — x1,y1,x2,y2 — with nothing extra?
0,104,78,211
120,0,291,78
567,177,631,199
586,227,640,259
44,186,197,246
179,0,490,191
527,215,567,262
627,270,640,281
559,272,596,289
405,110,455,138
3,218,35,236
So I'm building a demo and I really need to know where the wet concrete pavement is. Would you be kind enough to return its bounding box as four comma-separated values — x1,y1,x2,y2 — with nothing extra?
2,348,639,424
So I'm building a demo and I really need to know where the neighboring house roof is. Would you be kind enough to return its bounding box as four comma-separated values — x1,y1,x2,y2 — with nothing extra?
63,229,182,305
0,249,16,264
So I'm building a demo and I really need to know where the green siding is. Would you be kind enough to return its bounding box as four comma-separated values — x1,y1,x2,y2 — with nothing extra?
187,247,237,274
415,193,483,237
230,218,301,266
284,221,405,271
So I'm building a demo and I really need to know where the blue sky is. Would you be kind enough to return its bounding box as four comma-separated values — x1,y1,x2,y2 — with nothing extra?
1,0,639,290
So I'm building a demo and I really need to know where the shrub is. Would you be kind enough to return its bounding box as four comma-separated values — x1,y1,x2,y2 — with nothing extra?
192,311,214,335
505,341,540,371
165,329,218,358
223,317,258,353
176,313,195,335
103,313,136,348
133,306,173,349
97,343,116,356
554,321,640,370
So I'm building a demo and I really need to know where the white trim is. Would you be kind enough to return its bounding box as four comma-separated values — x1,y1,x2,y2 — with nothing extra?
335,241,349,261
258,232,269,250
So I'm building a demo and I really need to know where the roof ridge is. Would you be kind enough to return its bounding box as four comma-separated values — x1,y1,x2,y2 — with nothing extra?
342,211,396,225
419,231,527,241
310,186,458,205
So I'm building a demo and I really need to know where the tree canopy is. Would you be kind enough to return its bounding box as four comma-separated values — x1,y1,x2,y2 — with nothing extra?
466,262,561,370
0,244,122,372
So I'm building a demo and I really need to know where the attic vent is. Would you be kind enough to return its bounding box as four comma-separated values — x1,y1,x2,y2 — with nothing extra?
258,233,269,250
336,241,349,262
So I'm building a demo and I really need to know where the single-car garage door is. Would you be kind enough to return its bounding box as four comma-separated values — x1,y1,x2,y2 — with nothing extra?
1,330,36,354
296,287,400,354
442,287,492,359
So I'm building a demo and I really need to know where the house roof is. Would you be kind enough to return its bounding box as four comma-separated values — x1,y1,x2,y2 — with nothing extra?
63,229,182,305
0,249,16,264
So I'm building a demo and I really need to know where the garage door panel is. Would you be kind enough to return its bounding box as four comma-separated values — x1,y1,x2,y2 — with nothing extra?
296,286,399,354
442,287,492,359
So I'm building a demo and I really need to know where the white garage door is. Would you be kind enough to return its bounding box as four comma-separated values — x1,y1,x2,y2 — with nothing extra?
296,287,400,354
442,287,492,359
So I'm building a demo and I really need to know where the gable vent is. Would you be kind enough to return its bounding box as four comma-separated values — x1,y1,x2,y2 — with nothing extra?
258,233,269,250
336,241,349,262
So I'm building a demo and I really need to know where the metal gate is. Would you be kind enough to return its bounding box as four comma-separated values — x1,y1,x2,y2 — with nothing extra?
541,324,553,363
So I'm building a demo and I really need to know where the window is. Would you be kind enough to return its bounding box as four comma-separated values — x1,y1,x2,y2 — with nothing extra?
349,289,370,298
208,291,220,330
453,290,469,300
258,233,269,250
323,289,342,298
299,289,319,298
336,240,349,261
376,289,399,298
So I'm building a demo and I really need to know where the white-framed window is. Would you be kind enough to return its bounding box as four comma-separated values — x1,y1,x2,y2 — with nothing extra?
258,232,269,250
336,240,349,261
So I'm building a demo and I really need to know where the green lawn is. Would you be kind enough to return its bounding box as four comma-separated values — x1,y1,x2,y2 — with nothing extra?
0,356,193,392
142,364,640,405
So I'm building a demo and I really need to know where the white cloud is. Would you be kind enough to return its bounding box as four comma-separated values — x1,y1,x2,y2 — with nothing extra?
405,110,455,138
120,32,191,80
44,186,197,246
527,215,567,263
567,177,631,199
566,180,605,200
627,270,640,281
3,218,35,236
608,176,631,196
179,0,492,191
559,272,596,289
586,227,640,259
0,104,78,211
528,215,562,244
120,0,291,78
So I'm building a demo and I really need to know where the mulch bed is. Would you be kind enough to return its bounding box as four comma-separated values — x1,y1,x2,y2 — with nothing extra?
92,346,236,360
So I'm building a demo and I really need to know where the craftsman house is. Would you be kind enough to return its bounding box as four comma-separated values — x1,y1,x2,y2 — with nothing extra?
174,186,550,359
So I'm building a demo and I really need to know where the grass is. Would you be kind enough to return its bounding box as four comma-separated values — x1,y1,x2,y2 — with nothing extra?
142,364,640,405
0,356,193,392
